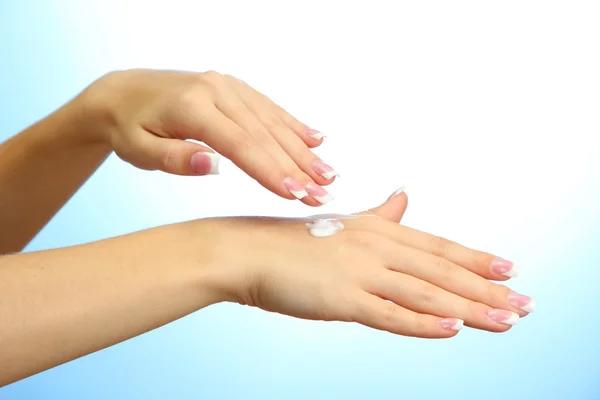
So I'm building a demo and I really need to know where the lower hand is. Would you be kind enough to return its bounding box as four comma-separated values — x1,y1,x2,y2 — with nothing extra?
201,188,534,338
82,69,337,206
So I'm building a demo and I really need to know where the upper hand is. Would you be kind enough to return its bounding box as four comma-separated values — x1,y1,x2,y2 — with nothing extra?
83,69,337,206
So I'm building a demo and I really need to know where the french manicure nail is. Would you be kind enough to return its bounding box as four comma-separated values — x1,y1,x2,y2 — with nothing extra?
508,291,536,313
306,183,334,204
490,258,519,278
438,318,464,331
190,152,220,175
313,161,339,180
487,309,519,325
306,128,325,140
388,186,407,200
283,178,308,199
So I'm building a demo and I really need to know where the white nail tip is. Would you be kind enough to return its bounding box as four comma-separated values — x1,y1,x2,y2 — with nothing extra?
503,312,520,325
308,132,325,140
206,153,220,175
289,189,308,199
451,319,464,331
392,186,407,196
501,266,519,278
521,299,536,313
313,194,334,204
320,170,339,180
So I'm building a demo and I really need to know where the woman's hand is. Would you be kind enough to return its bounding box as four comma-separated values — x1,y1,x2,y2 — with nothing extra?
206,188,534,338
0,188,534,384
84,69,337,206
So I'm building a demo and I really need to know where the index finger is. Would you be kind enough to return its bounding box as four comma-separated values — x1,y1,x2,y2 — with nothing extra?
195,105,306,202
345,217,516,281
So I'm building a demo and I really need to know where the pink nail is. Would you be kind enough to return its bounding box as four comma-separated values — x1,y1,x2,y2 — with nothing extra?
490,258,518,278
313,161,339,180
190,152,220,175
305,128,325,140
487,309,519,325
438,318,464,331
508,291,536,313
283,178,307,199
306,183,334,204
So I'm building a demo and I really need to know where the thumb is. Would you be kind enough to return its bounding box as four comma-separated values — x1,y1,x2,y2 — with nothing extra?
133,132,221,176
359,187,408,223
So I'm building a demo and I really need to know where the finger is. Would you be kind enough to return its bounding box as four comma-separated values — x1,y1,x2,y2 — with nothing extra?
226,75,324,148
366,269,517,333
351,292,460,338
371,220,515,281
358,186,408,223
129,131,220,176
227,77,335,185
353,187,515,281
213,89,328,207
391,225,517,281
192,106,303,201
375,238,535,318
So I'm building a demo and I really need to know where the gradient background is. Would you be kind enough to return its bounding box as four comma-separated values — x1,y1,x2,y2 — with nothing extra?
1,1,600,399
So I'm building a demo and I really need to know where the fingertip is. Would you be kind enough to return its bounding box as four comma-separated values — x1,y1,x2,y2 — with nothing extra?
299,127,325,148
362,186,408,222
304,127,326,140
312,161,340,184
190,151,221,175
281,178,325,206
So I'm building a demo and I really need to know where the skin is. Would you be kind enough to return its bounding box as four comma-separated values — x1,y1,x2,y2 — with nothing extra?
0,194,526,386
0,69,527,386
0,69,333,254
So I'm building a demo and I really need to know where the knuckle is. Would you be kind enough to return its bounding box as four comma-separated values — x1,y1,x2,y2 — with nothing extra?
159,144,177,170
429,235,450,258
433,256,455,280
382,303,398,325
417,282,437,304
262,114,284,132
407,314,427,336
202,69,224,83
175,85,207,114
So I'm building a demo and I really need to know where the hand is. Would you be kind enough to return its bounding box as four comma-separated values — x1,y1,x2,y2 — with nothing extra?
204,188,534,338
83,69,337,206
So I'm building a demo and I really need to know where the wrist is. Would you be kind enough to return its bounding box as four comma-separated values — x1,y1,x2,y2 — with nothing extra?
174,218,259,306
156,220,241,307
72,71,126,149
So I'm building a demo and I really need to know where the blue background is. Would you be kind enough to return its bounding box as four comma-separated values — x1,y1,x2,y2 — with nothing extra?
2,1,600,399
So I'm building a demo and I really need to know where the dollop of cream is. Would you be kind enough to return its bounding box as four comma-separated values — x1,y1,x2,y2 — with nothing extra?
304,213,380,238
306,218,345,237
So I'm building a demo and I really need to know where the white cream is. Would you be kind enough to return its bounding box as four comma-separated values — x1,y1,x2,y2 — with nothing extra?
306,219,345,237
304,213,379,238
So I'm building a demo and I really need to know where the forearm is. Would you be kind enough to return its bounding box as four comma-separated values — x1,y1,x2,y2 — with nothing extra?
0,95,112,253
0,221,224,386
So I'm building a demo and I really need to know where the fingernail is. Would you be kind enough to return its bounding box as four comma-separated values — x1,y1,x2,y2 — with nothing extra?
190,152,220,175
313,161,339,180
490,258,518,278
508,291,536,313
283,178,308,199
306,183,334,204
388,186,407,200
438,318,464,331
487,309,519,325
306,128,325,140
